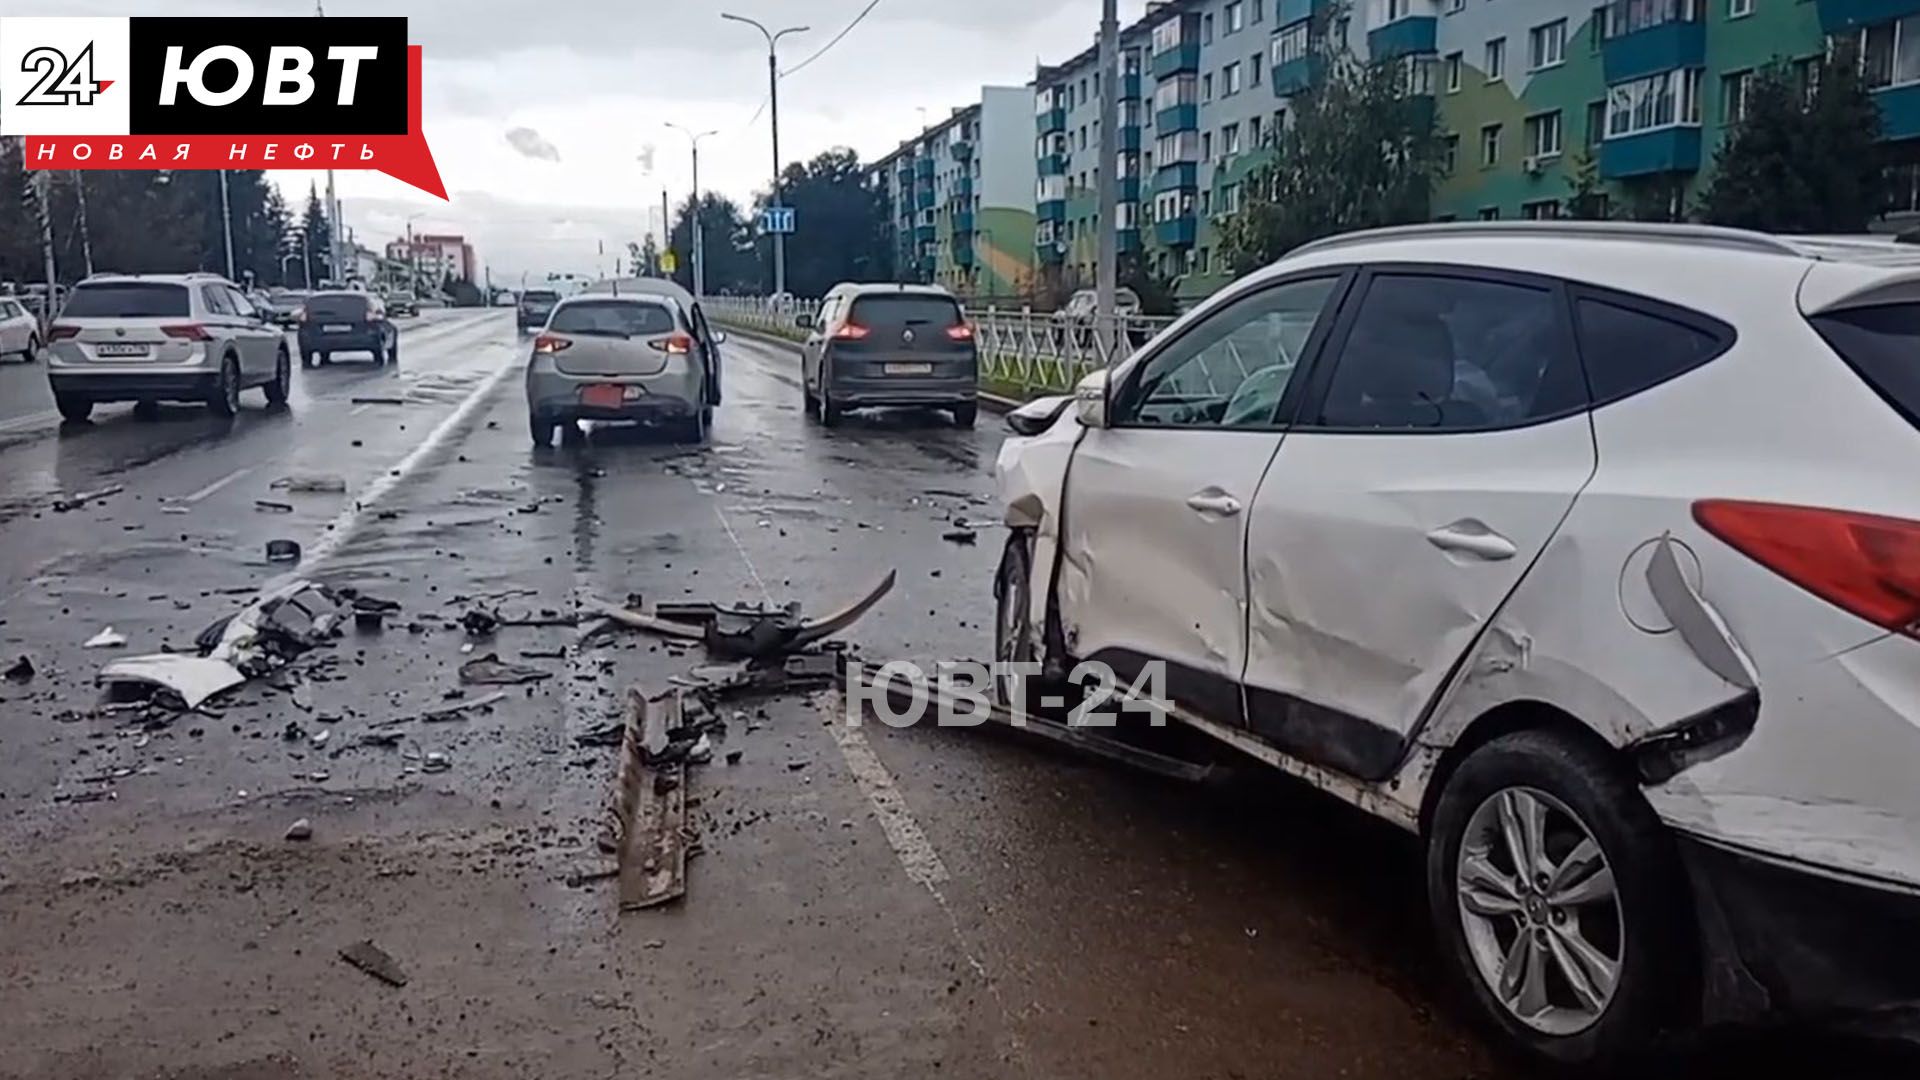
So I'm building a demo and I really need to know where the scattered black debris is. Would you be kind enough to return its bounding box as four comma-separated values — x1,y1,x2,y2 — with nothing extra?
52,484,124,513
725,749,743,765
785,757,811,771
3,656,33,683
522,647,566,660
265,539,302,564
422,689,507,721
574,722,626,748
338,940,409,986
254,499,294,514
941,527,979,545
459,653,552,686
359,730,404,748
285,818,313,841
422,751,451,772
460,609,499,638
350,396,407,406
282,720,307,741
272,475,347,494
593,571,895,661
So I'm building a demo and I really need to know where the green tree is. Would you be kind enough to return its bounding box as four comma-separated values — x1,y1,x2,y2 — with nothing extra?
1697,47,1884,232
671,193,760,294
1221,4,1443,271
298,183,332,287
751,148,887,297
1562,152,1611,220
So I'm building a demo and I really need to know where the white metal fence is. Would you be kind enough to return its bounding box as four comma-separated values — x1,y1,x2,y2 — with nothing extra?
704,295,1176,397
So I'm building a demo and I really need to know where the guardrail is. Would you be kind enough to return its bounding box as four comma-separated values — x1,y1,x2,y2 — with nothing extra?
704,296,1175,400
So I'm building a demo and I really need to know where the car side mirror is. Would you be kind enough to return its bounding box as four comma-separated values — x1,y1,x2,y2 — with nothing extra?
1075,369,1110,429
794,313,812,330
711,330,728,345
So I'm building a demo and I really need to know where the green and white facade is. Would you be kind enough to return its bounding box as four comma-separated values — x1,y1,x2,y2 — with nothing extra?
865,87,1038,299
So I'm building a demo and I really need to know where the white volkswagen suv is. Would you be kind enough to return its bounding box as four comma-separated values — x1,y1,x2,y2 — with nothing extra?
993,222,1920,1067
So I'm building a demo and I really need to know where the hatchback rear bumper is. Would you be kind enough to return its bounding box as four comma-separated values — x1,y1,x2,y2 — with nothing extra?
829,374,977,407
1682,835,1920,1029
50,370,218,402
299,331,383,354
527,371,704,423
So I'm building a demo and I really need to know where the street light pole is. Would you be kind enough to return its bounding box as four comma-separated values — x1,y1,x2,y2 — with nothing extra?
665,122,718,299
1094,0,1119,364
71,172,94,277
721,13,808,298
218,169,235,279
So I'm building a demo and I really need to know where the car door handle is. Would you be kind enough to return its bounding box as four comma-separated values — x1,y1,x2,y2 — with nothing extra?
1185,492,1243,517
1425,521,1517,561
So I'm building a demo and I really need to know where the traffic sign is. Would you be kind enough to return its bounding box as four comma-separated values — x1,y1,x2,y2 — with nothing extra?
660,251,678,273
761,206,795,234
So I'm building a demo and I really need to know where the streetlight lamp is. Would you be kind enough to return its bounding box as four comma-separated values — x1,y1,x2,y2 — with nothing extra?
664,122,718,300
720,12,808,298
280,250,299,286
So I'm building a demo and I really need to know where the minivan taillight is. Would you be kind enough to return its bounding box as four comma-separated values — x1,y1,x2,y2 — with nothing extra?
946,324,975,341
162,324,212,341
532,333,572,354
47,324,80,341
1694,499,1920,638
832,323,870,341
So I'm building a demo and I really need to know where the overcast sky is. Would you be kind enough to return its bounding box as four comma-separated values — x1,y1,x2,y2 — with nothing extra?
51,0,1144,282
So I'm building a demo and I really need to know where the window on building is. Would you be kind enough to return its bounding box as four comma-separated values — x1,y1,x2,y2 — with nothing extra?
1729,0,1752,16
1204,13,1215,43
1156,129,1202,163
1479,206,1502,221
1860,15,1920,89
1406,54,1437,95
1522,199,1562,220
1251,54,1263,85
1445,52,1463,93
1529,19,1566,70
1445,0,1464,11
1079,77,1089,104
1273,20,1311,66
1481,123,1502,167
1485,37,1506,82
1224,62,1242,95
1253,0,1264,22
1223,122,1242,157
1722,69,1753,123
1606,0,1702,37
1201,190,1212,215
1443,133,1459,175
1226,1,1244,33
1202,131,1214,159
1585,99,1607,147
1220,183,1242,215
1153,17,1186,53
1155,73,1200,110
1079,127,1088,150
1197,248,1212,274
1203,73,1214,101
1526,111,1563,159
1249,114,1264,144
1606,68,1703,136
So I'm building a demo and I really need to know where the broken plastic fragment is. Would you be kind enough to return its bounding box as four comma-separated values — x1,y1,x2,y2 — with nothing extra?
96,655,245,710
84,628,127,649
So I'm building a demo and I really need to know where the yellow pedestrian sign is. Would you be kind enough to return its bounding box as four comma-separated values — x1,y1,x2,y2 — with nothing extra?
661,251,679,273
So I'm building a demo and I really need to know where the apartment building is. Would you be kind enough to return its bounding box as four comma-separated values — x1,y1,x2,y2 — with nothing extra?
865,88,1038,298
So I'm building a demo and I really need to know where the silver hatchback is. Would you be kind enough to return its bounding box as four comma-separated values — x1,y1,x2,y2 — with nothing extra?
524,279,725,446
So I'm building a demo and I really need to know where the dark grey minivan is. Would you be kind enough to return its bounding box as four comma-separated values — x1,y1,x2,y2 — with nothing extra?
797,283,978,427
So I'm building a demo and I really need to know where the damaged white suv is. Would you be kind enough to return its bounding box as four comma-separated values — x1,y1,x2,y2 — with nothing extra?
993,222,1920,1067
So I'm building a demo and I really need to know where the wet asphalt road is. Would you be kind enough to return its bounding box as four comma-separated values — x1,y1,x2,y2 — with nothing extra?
0,311,1911,1079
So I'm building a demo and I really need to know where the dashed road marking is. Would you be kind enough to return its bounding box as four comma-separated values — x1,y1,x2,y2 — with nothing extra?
176,466,253,504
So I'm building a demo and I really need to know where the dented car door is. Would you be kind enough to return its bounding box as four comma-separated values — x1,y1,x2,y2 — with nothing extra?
1240,268,1596,779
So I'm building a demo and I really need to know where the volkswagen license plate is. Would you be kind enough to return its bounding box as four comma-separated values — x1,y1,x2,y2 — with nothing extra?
94,343,148,357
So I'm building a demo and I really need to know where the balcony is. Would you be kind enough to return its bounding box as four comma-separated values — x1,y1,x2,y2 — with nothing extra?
1120,126,1142,152
1155,215,1197,247
1039,241,1066,265
1036,106,1067,134
1155,161,1198,193
952,240,975,266
1601,16,1704,84
1039,154,1067,177
1813,0,1920,32
954,210,975,234
1152,42,1201,78
1121,73,1143,100
1598,126,1702,179
1272,54,1323,96
915,157,935,179
1118,227,1142,254
1367,15,1436,59
951,140,972,161
914,223,938,242
1155,104,1198,132
1276,0,1328,22
1038,199,1067,224
1876,81,1920,139
951,176,974,201
1119,176,1142,202
915,187,937,210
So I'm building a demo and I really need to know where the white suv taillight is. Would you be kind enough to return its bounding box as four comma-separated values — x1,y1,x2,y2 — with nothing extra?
1694,499,1920,639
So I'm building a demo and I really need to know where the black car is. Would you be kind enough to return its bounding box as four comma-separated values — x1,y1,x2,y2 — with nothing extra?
518,289,560,331
797,284,978,427
298,291,398,367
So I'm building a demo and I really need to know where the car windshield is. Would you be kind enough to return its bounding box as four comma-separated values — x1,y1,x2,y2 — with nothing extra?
548,300,676,338
306,294,370,320
61,283,190,318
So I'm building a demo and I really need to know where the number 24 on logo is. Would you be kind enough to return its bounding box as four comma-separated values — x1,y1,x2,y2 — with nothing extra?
18,44,105,107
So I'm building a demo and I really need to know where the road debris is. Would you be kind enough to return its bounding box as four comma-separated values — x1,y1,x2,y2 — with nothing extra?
591,570,895,660
83,628,127,649
338,940,409,986
458,653,552,686
422,751,451,772
285,818,313,841
941,527,979,545
619,689,689,912
253,499,294,513
349,396,407,406
272,475,348,494
3,656,33,683
421,689,508,721
95,655,246,711
460,608,499,637
98,580,345,711
52,484,124,513
265,539,302,563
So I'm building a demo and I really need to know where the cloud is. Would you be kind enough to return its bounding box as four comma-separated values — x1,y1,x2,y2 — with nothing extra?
504,127,561,163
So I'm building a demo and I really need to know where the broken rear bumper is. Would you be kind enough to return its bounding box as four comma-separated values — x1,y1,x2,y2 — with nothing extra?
1682,834,1920,1031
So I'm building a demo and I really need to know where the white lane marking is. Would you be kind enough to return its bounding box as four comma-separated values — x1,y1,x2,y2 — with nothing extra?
0,409,58,435
176,466,253,504
264,343,520,583
711,503,772,603
819,700,952,891
349,403,371,417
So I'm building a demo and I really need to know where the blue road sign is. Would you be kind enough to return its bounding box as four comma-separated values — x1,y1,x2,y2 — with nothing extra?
761,206,795,234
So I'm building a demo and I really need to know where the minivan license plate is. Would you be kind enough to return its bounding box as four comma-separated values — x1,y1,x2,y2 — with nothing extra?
95,343,148,357
885,362,932,376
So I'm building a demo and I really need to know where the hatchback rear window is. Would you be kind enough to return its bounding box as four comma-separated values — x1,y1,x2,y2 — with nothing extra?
548,300,676,337
62,283,189,318
849,295,963,329
1811,303,1920,431
522,291,560,304
306,294,370,320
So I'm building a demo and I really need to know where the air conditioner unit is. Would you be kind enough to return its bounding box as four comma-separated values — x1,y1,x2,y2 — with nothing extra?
1522,155,1545,176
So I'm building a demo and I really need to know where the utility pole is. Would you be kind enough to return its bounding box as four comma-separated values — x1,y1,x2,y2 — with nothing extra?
722,14,808,297
316,0,341,284
661,189,670,279
218,170,235,279
71,172,94,277
666,123,717,298
299,229,312,289
1094,0,1119,365
30,172,57,325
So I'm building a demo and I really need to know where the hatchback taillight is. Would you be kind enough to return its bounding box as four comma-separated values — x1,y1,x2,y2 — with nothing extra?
648,332,694,355
47,324,80,341
946,324,975,341
1694,499,1920,638
532,333,572,354
832,323,870,341
162,324,212,341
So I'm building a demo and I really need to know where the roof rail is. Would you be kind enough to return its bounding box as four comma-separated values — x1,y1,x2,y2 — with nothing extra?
1289,221,1812,260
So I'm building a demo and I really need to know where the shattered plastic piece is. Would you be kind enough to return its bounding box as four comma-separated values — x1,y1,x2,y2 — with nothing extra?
359,730,404,748
422,689,508,721
283,720,307,742
459,653,553,686
84,628,127,649
688,734,713,764
725,749,743,766
96,655,245,710
310,729,331,749
285,818,313,841
265,539,302,564
254,500,294,514
52,484,124,513
422,751,451,772
575,722,626,748
3,656,33,683
941,527,979,545
273,475,348,494
349,396,406,406
460,609,500,637
338,940,409,986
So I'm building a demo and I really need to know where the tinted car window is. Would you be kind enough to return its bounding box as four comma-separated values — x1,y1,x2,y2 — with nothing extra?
848,295,963,329
1810,303,1920,431
62,283,191,318
548,300,676,337
202,285,236,316
1122,276,1338,429
306,294,371,321
1574,296,1727,403
522,290,560,304
1317,273,1583,430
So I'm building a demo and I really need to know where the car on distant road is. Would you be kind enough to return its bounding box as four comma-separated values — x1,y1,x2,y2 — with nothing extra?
525,278,724,446
263,290,309,328
0,297,41,362
383,291,419,317
797,283,978,428
518,288,560,330
44,272,290,421
297,290,398,368
992,221,1920,1069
